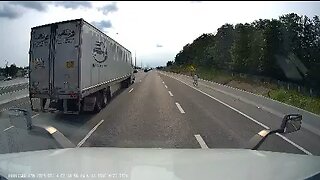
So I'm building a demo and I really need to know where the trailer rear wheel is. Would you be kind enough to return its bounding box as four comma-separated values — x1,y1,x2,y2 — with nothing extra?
101,91,107,108
122,77,130,88
107,89,111,102
93,93,102,113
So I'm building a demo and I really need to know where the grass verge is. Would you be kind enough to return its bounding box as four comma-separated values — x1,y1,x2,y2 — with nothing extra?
269,88,320,115
165,65,320,115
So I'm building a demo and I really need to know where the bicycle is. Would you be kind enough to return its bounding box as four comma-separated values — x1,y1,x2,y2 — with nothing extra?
193,74,199,87
193,79,198,87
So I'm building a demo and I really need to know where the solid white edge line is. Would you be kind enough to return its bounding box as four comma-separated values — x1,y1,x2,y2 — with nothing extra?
175,102,185,114
3,126,14,132
129,88,134,93
194,134,209,149
167,71,320,136
168,70,320,119
77,119,104,148
160,72,313,155
168,91,173,96
276,133,312,155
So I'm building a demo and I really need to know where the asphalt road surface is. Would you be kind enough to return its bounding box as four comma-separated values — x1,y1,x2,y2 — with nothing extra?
0,70,319,156
0,78,28,88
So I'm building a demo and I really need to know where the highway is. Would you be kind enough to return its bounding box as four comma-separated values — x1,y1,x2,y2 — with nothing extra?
0,77,28,88
0,70,319,155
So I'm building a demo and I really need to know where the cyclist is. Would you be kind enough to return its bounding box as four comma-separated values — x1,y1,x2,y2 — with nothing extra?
193,73,198,86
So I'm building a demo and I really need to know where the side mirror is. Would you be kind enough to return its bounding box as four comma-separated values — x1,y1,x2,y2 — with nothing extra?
248,114,302,150
8,108,33,130
279,114,302,134
8,108,75,148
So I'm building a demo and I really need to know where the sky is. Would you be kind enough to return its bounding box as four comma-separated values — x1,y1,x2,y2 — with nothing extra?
0,1,319,68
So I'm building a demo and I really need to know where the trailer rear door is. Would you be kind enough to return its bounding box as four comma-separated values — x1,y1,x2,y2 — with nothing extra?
53,21,81,96
29,26,52,96
30,20,81,98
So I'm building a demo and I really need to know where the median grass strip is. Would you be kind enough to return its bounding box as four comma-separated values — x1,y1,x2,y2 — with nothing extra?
165,66,320,115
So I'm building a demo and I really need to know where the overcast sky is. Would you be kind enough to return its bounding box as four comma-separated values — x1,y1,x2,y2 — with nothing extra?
0,1,319,68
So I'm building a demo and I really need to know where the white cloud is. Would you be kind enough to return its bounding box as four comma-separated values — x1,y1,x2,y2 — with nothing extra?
53,1,92,9
98,2,118,15
91,20,112,30
0,3,22,19
9,1,48,12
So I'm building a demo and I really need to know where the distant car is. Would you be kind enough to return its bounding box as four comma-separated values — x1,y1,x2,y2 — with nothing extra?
134,69,138,73
144,69,149,72
4,76,12,81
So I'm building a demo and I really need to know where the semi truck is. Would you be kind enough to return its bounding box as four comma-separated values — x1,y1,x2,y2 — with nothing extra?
29,19,134,114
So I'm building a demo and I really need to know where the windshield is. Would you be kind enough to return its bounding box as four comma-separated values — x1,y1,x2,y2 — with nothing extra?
0,1,320,178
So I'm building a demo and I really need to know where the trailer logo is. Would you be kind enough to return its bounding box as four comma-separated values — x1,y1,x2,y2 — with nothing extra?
57,29,75,44
33,33,49,47
93,41,108,63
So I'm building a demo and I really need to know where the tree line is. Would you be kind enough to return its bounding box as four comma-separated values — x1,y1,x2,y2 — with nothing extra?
0,63,27,77
172,13,320,88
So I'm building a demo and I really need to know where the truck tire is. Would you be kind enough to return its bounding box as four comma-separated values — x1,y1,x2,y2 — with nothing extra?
101,90,107,108
93,93,102,113
79,99,84,114
126,78,131,87
107,90,111,102
122,78,130,88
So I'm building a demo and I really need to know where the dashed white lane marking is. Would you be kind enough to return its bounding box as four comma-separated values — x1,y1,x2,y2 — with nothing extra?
175,102,185,114
168,91,173,96
2,113,39,131
77,119,104,148
32,114,39,118
129,88,134,93
3,126,14,132
164,85,168,89
162,81,165,84
139,80,142,82
161,72,312,155
194,134,209,149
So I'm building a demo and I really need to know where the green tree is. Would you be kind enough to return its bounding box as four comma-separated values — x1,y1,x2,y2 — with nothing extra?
262,19,284,77
174,44,191,65
306,15,320,87
174,34,214,67
231,23,252,72
8,64,18,77
248,28,265,74
209,24,234,70
279,13,303,54
173,13,320,89
249,19,270,74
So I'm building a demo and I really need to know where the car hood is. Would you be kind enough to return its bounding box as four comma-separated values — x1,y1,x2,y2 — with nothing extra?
0,148,319,180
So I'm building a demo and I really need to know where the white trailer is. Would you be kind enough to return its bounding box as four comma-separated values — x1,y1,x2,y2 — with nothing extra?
29,19,134,114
